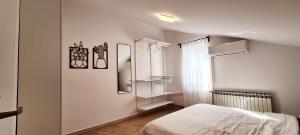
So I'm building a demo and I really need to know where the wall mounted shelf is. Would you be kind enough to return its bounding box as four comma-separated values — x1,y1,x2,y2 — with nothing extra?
137,91,182,99
151,75,173,77
137,101,173,111
151,75,173,79
134,79,161,83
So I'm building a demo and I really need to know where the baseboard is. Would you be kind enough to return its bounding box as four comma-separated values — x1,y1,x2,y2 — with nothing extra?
65,104,183,135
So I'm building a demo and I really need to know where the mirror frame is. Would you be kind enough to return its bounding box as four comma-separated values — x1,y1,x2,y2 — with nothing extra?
116,43,132,94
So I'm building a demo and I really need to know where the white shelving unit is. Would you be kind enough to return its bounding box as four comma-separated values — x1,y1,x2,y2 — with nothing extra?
134,38,175,111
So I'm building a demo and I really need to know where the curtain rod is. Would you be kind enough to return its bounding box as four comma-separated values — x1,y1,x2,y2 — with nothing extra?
177,36,210,48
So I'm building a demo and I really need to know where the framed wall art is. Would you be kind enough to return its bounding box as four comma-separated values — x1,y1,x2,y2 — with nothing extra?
69,41,89,69
93,42,108,69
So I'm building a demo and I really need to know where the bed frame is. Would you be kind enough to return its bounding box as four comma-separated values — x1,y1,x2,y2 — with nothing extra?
211,90,272,112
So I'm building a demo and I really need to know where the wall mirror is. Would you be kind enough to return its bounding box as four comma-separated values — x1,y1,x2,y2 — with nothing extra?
117,43,132,94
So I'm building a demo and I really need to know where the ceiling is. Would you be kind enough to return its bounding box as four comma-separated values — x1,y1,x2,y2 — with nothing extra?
80,0,300,47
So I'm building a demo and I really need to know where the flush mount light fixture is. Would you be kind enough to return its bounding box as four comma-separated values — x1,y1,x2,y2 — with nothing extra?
228,31,258,35
157,14,176,22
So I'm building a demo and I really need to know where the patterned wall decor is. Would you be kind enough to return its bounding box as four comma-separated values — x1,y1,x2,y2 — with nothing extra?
69,41,89,69
93,42,108,69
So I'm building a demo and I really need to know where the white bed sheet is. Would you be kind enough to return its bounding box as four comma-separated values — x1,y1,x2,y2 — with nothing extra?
140,104,299,135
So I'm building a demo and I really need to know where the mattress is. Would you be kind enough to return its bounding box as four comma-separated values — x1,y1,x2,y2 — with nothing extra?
140,104,299,135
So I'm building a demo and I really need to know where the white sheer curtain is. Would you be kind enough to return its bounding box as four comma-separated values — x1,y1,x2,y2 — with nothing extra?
181,38,212,107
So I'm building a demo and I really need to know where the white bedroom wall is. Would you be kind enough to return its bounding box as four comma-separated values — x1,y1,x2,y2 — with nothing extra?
62,0,165,134
213,41,300,115
18,0,61,134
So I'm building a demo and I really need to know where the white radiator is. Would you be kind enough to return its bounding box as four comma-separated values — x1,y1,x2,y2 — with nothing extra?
212,90,272,112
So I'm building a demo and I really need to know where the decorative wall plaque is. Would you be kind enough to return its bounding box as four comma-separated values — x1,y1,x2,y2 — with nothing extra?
69,41,89,69
93,42,108,69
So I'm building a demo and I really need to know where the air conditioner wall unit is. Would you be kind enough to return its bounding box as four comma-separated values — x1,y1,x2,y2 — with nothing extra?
209,40,248,57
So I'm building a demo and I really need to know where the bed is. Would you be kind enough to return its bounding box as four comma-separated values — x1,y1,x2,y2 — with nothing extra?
140,104,299,135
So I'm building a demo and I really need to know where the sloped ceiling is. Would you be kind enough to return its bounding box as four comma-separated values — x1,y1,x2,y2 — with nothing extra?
70,0,300,46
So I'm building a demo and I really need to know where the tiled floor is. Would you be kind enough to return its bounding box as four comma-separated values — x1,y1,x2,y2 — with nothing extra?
81,107,180,135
